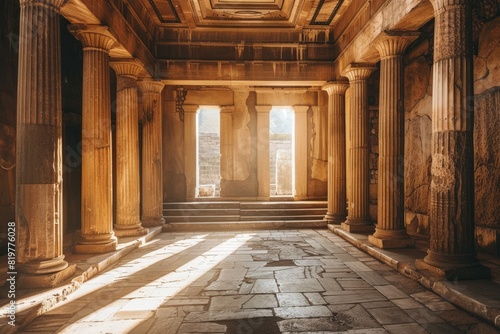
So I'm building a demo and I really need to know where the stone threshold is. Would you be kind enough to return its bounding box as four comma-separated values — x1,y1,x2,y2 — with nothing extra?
328,224,500,329
0,227,163,333
163,220,328,231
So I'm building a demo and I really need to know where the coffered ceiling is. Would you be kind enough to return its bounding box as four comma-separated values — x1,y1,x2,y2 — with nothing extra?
141,0,350,28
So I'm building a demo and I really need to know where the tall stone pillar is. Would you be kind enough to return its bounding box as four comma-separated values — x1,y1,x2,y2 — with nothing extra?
294,106,309,199
256,105,271,199
323,82,349,224
16,0,75,286
69,25,117,253
416,0,489,279
341,64,376,233
220,106,235,182
139,80,166,225
110,59,147,237
183,104,199,200
368,32,418,248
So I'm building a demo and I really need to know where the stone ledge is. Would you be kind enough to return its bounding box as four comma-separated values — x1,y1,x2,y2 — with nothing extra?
328,224,500,329
0,227,163,333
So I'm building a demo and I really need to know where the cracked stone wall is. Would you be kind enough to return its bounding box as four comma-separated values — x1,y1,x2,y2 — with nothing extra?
474,15,500,255
403,22,434,237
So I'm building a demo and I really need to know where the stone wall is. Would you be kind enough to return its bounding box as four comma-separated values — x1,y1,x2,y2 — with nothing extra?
474,15,500,255
198,132,221,196
403,21,434,237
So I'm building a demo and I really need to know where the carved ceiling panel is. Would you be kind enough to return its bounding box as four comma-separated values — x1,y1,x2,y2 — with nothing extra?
144,0,350,28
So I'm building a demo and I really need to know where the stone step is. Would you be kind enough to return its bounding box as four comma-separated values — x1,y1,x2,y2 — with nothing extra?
162,220,328,232
162,200,327,224
163,201,240,210
164,215,241,222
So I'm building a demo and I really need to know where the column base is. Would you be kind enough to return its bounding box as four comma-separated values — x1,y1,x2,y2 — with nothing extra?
368,235,414,249
20,255,70,275
415,251,491,280
19,264,76,289
341,218,374,233
75,233,118,254
368,228,415,249
324,212,346,225
114,224,148,237
142,216,165,227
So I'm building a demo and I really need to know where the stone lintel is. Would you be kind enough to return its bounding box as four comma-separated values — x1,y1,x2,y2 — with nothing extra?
18,264,76,289
415,259,491,281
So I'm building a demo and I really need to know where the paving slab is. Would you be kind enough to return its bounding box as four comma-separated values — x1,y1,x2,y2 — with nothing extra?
8,229,499,334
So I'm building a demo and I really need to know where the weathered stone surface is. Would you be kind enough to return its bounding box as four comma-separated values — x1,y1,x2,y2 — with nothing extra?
474,88,500,255
404,114,431,215
475,17,500,95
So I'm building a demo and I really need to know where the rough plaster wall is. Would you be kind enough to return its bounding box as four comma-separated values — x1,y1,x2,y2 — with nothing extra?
308,92,328,198
474,16,500,255
403,24,433,236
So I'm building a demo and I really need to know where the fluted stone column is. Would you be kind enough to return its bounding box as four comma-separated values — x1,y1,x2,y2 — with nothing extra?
341,64,376,233
16,0,75,286
256,105,271,199
183,104,199,200
415,0,489,279
69,25,117,253
368,32,418,248
139,80,166,225
110,59,147,237
323,82,349,224
294,106,309,199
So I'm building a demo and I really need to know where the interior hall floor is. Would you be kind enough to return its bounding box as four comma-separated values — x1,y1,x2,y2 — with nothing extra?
12,229,499,334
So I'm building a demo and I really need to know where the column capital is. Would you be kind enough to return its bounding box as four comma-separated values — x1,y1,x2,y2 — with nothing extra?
183,104,199,113
255,105,272,113
138,79,165,94
220,105,235,113
373,31,420,58
429,0,467,11
293,105,309,113
322,81,349,95
19,0,68,10
342,63,377,82
110,58,144,79
68,24,117,52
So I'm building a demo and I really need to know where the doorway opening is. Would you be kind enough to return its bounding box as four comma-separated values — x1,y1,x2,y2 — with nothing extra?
197,107,220,198
270,107,294,197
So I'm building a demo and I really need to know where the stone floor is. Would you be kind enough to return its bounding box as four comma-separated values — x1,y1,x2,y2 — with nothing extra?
13,230,499,333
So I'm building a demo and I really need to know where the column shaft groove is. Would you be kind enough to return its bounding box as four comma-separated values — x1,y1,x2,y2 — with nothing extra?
111,60,147,236
323,82,349,224
16,0,71,278
69,25,118,253
139,80,165,226
341,64,376,233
